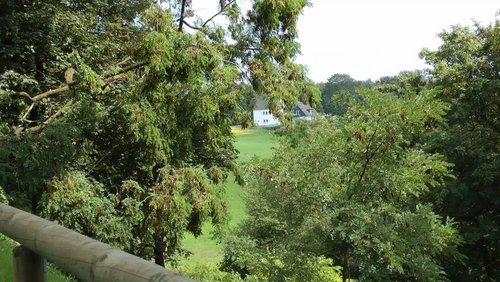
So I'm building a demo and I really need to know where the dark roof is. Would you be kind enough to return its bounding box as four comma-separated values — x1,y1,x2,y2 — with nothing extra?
254,97,316,116
293,101,316,117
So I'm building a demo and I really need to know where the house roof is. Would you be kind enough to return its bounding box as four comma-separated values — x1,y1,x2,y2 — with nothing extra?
254,96,268,110
293,102,316,117
294,101,316,117
254,97,316,116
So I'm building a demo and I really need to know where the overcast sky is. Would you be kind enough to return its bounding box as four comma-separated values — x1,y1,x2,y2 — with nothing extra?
297,0,499,82
192,1,498,82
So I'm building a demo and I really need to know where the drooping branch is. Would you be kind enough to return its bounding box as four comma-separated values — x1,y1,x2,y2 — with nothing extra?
19,60,148,103
104,61,149,84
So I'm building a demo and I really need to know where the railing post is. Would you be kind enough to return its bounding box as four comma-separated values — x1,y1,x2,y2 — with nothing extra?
12,245,47,282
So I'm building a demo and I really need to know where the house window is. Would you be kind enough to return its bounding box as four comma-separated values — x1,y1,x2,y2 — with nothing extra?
264,119,268,123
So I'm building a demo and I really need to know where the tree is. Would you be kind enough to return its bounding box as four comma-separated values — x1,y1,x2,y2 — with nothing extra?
0,0,317,266
320,74,372,115
375,70,428,96
224,89,462,281
0,0,151,211
421,19,500,281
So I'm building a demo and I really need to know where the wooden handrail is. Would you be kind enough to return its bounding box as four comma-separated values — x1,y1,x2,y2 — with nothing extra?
0,203,195,282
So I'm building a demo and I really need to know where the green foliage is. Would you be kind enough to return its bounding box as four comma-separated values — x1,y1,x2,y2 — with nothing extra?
421,19,500,281
0,0,315,268
375,70,428,96
0,185,7,204
181,263,243,282
221,234,342,281
229,0,320,121
234,86,256,128
41,171,141,249
225,89,462,281
320,74,372,115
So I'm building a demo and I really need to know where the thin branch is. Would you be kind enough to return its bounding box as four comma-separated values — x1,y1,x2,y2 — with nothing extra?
115,60,148,74
43,101,73,125
104,61,148,84
104,74,126,85
182,20,200,31
116,56,132,66
180,0,236,32
15,91,34,102
202,0,236,28
21,103,36,123
223,59,248,77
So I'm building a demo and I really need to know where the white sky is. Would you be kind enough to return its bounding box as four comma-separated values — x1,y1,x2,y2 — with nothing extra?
192,1,498,82
297,0,499,82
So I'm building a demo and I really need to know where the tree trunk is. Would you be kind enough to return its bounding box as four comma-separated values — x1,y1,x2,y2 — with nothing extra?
153,235,165,267
178,0,187,31
341,244,350,282
34,54,44,82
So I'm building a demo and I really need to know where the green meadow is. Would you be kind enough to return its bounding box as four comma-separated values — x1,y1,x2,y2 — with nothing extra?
175,127,277,269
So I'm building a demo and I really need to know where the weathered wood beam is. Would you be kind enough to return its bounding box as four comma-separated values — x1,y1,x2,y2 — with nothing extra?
13,245,47,282
0,203,195,282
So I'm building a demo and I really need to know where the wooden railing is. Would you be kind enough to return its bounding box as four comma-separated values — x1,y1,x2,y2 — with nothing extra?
0,203,195,282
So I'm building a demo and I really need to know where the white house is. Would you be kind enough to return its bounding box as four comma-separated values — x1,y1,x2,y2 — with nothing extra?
252,97,281,127
252,97,317,127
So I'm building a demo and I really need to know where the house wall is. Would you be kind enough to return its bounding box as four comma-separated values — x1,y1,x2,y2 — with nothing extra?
294,116,314,121
253,109,280,127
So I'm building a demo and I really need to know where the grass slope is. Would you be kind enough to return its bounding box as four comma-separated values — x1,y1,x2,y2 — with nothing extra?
176,127,276,269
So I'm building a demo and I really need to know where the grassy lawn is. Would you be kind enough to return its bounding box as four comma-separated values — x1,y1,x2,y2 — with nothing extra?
176,127,277,269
